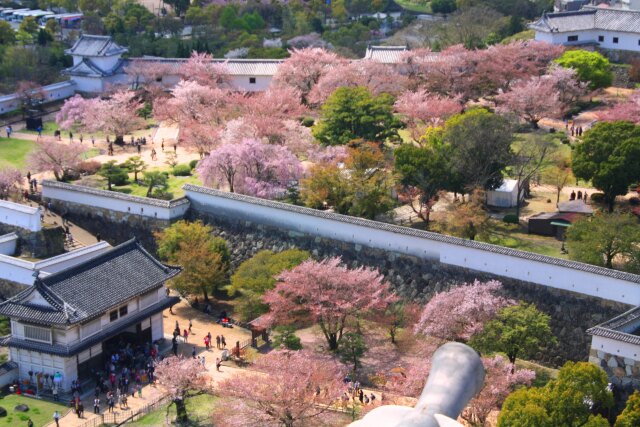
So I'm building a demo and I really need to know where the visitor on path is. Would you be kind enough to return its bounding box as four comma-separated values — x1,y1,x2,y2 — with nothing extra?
172,337,178,356
6,125,11,138
161,141,164,151
359,389,364,403
570,190,576,201
192,346,197,359
36,126,42,137
221,335,226,348
151,148,157,161
216,357,221,372
52,386,59,401
108,392,115,412
204,335,210,350
137,144,141,153
94,397,100,414
53,411,60,427
577,190,582,200
189,319,193,334
174,144,177,153
216,335,221,349
183,329,189,343
91,136,95,146
584,193,588,203
200,356,206,367
69,131,73,142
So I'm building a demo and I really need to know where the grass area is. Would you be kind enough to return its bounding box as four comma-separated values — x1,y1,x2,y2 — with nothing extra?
0,138,35,170
21,120,158,139
481,220,567,258
394,0,432,13
515,359,559,388
20,121,59,136
112,174,202,199
82,147,101,159
127,394,216,427
0,394,67,426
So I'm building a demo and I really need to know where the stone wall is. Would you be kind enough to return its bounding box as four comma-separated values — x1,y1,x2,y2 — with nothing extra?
188,209,628,367
0,224,65,259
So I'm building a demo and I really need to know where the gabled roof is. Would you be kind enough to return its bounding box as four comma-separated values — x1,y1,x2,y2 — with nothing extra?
127,57,282,76
63,58,126,78
0,239,180,325
529,7,640,33
364,46,407,64
65,35,128,57
588,305,640,346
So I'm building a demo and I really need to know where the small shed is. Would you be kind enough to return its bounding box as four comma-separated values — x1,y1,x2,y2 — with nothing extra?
486,179,522,208
528,212,581,239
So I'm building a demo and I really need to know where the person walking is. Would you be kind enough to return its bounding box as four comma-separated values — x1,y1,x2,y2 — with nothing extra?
204,335,210,350
93,397,100,414
52,386,59,401
216,357,221,372
216,335,221,349
53,410,60,427
188,319,192,334
183,328,189,343
192,346,196,359
221,335,226,348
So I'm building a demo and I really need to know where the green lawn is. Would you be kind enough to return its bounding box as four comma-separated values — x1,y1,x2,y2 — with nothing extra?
20,121,59,136
394,0,432,13
480,220,567,258
112,174,202,199
128,394,216,426
0,138,35,171
0,394,68,426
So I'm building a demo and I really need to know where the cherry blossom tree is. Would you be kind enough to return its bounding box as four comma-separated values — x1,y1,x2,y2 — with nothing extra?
263,257,397,350
214,350,346,427
82,90,145,144
28,138,86,181
462,355,536,427
155,356,211,423
56,94,95,130
414,280,514,342
306,144,348,164
598,89,640,124
16,80,45,112
495,76,563,128
546,64,588,111
394,90,462,140
197,139,302,199
0,168,22,199
125,59,173,100
179,51,230,87
272,48,345,104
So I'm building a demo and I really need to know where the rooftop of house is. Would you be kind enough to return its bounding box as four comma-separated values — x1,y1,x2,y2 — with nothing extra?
529,6,640,33
588,306,640,346
129,57,283,76
65,35,129,57
0,238,180,326
364,45,408,64
557,200,595,214
63,58,127,78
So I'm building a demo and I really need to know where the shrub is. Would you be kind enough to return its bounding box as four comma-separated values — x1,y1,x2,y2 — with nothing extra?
78,160,102,175
503,214,519,224
189,159,198,170
173,164,192,176
151,189,173,200
590,192,605,203
301,117,314,127
431,0,457,14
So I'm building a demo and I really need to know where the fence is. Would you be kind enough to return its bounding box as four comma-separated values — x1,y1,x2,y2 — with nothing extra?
63,394,172,427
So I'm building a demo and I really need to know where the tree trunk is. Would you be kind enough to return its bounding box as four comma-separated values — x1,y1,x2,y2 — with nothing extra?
607,197,615,213
107,178,112,191
202,288,209,303
606,254,614,269
174,398,188,423
556,188,561,204
327,333,338,351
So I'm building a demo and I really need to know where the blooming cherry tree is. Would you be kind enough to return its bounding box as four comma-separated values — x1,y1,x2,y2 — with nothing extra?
155,356,211,423
0,168,22,199
263,257,397,350
598,89,640,124
495,76,563,128
394,90,462,139
179,51,230,87
214,350,345,427
197,139,302,199
56,94,94,130
82,90,145,143
414,280,514,342
28,138,86,181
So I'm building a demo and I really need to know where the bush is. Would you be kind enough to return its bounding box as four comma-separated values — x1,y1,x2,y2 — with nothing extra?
189,159,198,170
590,193,605,203
629,197,640,206
431,0,457,14
301,117,315,127
503,214,519,224
78,160,102,175
151,189,173,200
272,326,303,350
172,164,192,176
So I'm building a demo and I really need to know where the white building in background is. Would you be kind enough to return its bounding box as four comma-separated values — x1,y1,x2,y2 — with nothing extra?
63,34,409,93
530,6,640,52
486,179,522,208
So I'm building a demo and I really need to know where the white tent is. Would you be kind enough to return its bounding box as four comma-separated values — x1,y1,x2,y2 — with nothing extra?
486,179,522,208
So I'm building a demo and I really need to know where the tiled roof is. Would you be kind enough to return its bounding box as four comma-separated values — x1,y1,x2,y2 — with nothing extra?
587,306,640,346
42,180,190,209
364,46,408,64
0,297,178,356
63,58,126,78
183,184,640,284
529,7,640,33
557,200,594,214
65,35,128,57
0,239,180,325
127,58,283,76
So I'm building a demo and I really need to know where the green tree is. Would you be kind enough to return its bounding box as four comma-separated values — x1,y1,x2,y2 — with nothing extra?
566,213,640,270
155,220,229,301
313,87,401,146
472,302,555,364
338,332,367,372
572,121,640,212
498,362,613,427
228,249,309,321
555,50,612,90
271,326,303,350
123,156,147,182
142,170,168,197
443,109,513,192
431,0,457,14
98,160,128,191
394,137,452,224
19,17,40,36
616,391,640,427
0,21,16,45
